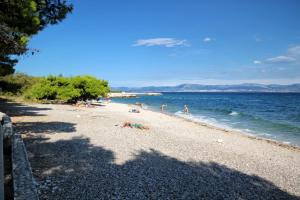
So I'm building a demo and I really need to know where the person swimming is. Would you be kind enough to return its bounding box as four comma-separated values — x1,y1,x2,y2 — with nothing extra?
183,105,189,114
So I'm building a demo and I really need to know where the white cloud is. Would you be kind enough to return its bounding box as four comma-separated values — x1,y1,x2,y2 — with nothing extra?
203,37,212,42
288,45,300,56
265,56,296,64
256,45,300,65
133,38,188,47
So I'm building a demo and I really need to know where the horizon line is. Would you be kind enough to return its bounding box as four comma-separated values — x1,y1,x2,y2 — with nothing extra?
111,82,300,88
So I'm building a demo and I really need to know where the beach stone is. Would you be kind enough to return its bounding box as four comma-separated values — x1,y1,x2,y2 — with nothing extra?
217,139,224,143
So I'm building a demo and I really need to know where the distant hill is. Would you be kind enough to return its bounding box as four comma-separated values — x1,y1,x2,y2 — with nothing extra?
112,83,300,93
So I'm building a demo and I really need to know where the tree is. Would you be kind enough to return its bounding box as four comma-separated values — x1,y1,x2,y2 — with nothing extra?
0,0,73,76
27,75,110,102
71,76,110,101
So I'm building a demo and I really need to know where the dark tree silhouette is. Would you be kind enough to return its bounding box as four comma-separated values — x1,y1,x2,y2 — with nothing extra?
0,0,73,75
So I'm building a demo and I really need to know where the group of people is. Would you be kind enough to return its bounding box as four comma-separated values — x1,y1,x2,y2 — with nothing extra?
160,104,189,114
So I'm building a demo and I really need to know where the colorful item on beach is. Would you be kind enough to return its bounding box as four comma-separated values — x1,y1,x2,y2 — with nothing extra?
122,122,149,130
135,102,143,107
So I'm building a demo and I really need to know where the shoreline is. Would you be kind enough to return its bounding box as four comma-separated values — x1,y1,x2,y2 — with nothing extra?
121,102,300,151
5,97,299,151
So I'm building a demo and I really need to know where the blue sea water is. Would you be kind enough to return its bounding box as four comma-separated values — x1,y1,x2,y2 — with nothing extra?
112,92,300,147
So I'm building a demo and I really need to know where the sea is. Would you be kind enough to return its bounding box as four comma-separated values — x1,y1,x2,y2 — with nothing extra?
112,92,300,147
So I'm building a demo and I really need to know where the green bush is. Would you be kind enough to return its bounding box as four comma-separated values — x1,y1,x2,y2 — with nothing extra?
25,75,110,103
0,73,40,96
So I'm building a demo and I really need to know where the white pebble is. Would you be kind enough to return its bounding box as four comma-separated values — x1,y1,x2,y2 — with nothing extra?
217,139,223,143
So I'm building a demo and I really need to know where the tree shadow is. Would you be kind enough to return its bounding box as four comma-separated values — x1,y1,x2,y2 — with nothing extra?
24,135,299,200
14,122,76,134
0,98,51,117
0,80,23,95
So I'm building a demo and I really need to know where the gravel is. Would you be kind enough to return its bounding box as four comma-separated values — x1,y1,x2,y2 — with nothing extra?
7,102,300,200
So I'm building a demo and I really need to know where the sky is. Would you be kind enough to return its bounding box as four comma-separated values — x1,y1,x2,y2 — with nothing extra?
16,0,300,87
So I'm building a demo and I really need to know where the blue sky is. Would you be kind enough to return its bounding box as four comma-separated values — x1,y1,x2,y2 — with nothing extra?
16,0,300,86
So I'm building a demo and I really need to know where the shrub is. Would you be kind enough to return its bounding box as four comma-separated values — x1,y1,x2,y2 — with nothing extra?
26,75,110,103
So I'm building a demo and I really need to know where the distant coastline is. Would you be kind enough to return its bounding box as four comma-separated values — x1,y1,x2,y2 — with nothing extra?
112,83,300,93
108,92,162,98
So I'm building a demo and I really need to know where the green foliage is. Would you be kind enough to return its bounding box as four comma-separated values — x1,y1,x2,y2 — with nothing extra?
0,73,40,95
0,56,16,76
0,0,73,76
26,75,110,102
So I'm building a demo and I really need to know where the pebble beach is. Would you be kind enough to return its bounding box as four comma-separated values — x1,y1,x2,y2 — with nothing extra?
7,101,300,199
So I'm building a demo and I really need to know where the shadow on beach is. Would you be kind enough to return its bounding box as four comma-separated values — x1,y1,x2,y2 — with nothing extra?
15,121,76,134
0,98,51,117
24,135,299,200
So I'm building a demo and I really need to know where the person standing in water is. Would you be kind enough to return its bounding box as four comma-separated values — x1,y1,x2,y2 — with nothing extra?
183,105,189,114
160,104,167,112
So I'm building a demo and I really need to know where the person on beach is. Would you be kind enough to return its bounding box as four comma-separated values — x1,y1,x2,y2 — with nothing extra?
160,104,167,112
85,99,91,107
183,105,189,114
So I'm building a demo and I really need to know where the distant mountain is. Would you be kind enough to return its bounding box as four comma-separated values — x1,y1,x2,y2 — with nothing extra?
112,83,300,93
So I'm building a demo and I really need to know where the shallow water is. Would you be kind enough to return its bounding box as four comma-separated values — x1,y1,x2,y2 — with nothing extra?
113,92,300,147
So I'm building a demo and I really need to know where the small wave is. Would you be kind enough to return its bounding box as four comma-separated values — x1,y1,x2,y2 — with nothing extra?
220,119,230,122
175,111,184,115
229,111,239,116
206,108,243,117
142,105,149,109
173,110,300,146
174,111,234,131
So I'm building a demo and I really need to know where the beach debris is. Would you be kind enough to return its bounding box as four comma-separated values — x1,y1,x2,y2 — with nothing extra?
76,115,81,118
216,138,224,143
74,101,85,107
73,100,96,108
135,102,144,108
129,108,140,113
122,122,149,130
97,97,111,105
